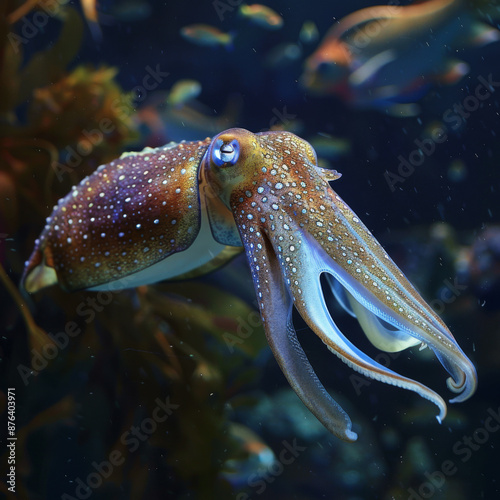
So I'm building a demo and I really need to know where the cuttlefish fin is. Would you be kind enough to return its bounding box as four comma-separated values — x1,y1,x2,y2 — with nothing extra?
467,21,500,45
23,244,58,293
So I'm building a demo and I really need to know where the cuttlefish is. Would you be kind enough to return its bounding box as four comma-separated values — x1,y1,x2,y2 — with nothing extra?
23,128,477,441
302,0,500,114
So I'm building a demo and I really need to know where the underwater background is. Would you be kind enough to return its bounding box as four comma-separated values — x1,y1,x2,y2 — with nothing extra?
1,0,500,499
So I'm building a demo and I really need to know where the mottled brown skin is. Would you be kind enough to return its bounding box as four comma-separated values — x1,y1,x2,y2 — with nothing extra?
25,139,211,291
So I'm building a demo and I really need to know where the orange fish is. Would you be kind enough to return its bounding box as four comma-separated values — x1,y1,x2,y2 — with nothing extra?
302,0,500,115
180,24,234,48
81,0,102,40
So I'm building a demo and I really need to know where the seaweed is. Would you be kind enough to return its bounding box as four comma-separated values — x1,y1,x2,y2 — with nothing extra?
0,3,267,498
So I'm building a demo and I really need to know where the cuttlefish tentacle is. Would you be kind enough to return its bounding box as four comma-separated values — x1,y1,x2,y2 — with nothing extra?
206,128,476,439
239,211,357,441
292,188,477,405
275,221,449,422
23,127,477,441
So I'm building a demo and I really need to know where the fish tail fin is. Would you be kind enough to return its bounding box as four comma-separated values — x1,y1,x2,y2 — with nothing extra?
435,59,470,85
468,21,500,45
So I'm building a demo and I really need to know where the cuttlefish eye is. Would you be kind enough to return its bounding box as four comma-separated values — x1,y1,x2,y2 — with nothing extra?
212,138,240,167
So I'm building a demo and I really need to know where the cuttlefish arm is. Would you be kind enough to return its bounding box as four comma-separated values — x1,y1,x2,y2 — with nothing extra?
205,128,477,441
233,192,357,440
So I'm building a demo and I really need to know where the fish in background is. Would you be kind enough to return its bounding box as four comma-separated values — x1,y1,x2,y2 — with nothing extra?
221,423,276,488
166,79,202,108
263,21,319,68
180,24,235,49
103,0,152,22
299,20,319,45
301,0,500,116
81,0,101,40
308,134,351,161
136,92,243,144
264,42,303,68
238,3,284,30
80,0,153,38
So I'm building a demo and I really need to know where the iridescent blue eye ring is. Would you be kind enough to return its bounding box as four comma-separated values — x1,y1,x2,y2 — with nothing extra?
212,138,240,167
